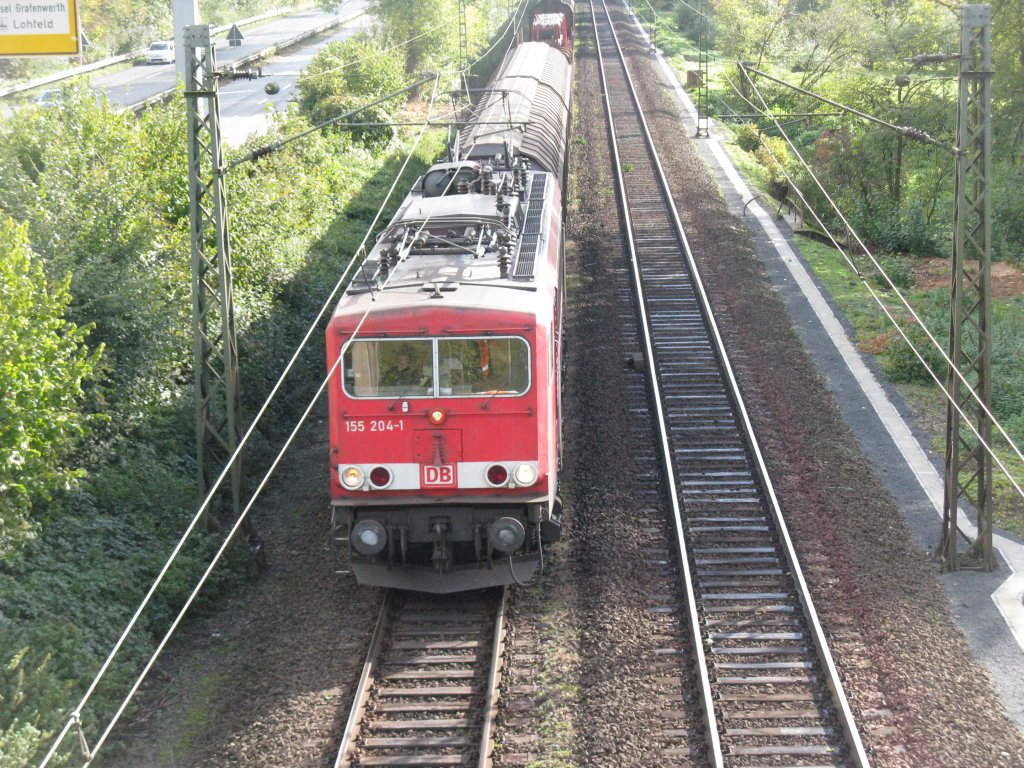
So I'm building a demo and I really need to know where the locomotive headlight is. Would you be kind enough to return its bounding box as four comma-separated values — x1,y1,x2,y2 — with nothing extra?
428,408,447,425
513,463,538,487
339,465,364,490
351,520,387,556
488,516,526,553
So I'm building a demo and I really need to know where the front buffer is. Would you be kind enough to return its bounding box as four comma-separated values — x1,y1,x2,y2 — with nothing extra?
332,498,559,592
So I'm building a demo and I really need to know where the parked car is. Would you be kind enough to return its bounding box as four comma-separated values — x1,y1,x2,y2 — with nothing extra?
145,41,175,64
36,89,63,108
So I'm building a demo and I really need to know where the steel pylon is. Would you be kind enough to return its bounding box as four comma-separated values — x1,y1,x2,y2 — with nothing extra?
939,5,994,572
695,0,710,137
184,24,244,530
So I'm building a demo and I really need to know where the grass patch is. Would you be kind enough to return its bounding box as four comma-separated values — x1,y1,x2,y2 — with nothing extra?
796,235,1024,538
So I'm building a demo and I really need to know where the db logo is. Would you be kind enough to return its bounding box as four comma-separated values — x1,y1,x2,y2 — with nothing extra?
422,464,457,487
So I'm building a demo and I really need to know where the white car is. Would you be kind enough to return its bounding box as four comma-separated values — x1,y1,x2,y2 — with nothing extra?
36,89,63,108
145,41,175,64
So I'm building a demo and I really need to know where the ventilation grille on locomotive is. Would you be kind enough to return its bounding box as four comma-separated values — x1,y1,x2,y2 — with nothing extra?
513,174,549,279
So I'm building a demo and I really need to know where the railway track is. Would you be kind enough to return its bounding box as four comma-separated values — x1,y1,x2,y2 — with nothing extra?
334,588,507,768
592,1,871,765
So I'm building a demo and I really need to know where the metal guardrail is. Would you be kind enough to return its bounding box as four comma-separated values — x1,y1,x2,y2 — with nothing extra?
0,7,345,100
216,10,361,78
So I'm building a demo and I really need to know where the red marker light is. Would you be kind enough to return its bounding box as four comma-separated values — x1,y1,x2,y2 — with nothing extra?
486,464,509,486
369,466,392,488
428,409,447,425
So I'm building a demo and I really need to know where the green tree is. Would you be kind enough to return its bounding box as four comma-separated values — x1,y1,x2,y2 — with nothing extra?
80,0,168,57
297,34,409,150
713,0,793,68
372,0,459,76
786,2,870,91
0,90,193,433
992,0,1024,164
0,217,99,556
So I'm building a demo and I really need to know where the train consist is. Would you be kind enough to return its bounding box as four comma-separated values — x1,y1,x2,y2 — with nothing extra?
325,1,574,592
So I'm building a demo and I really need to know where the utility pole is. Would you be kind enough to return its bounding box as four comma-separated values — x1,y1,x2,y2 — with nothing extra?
173,0,199,83
458,0,468,76
939,5,994,572
184,24,246,537
695,0,710,137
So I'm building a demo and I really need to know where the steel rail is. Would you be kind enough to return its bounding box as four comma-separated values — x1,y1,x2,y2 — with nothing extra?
333,589,506,768
594,0,871,764
477,587,509,768
591,3,723,766
334,591,392,768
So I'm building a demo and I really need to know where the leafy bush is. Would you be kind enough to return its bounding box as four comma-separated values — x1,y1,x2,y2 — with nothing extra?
871,254,914,292
0,1,518,759
0,72,448,761
674,1,710,44
993,165,1024,266
0,218,100,556
883,296,1024,449
851,199,939,258
1,92,193,438
0,647,63,768
371,0,459,76
297,34,410,151
734,123,761,152
754,134,791,186
992,299,1024,443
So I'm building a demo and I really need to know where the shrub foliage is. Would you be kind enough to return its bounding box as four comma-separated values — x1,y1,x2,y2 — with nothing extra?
0,218,99,556
0,48,445,764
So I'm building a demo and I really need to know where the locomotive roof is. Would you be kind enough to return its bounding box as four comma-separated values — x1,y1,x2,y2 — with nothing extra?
391,191,509,227
532,0,574,23
332,169,559,324
533,13,565,26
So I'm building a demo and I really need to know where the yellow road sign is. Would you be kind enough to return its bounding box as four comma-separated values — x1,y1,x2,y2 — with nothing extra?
0,0,81,56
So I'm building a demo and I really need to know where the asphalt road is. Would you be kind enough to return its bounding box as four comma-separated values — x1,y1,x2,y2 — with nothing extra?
97,5,368,112
2,3,368,129
218,10,374,147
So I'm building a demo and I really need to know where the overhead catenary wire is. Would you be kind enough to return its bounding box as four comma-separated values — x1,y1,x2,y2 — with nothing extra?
740,64,957,154
80,353,346,766
85,113,493,750
39,73,447,768
736,71,1014,462
456,0,532,123
732,71,1024,504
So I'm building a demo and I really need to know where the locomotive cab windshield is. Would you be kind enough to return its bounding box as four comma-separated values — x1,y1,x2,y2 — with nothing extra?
343,337,530,398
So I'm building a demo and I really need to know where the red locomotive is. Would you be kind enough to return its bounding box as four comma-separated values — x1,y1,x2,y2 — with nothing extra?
325,11,573,592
